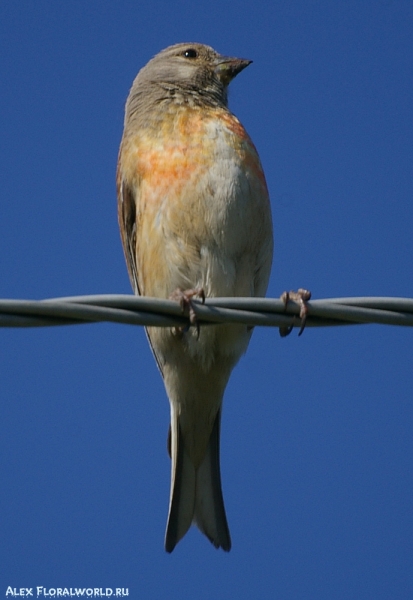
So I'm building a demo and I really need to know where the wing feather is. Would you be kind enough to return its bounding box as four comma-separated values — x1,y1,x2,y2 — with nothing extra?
117,164,140,295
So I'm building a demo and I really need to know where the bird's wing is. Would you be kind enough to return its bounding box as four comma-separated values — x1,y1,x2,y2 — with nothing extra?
117,163,140,296
117,159,166,379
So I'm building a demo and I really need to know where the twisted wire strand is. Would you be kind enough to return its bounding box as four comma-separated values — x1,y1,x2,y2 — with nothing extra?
1,295,413,329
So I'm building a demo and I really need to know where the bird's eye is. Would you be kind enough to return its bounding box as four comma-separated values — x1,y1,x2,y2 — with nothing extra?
183,48,198,59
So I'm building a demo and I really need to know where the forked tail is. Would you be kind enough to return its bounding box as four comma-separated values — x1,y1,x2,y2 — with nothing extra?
165,408,231,552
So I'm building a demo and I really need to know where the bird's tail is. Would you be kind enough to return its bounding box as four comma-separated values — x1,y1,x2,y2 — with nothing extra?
164,408,231,553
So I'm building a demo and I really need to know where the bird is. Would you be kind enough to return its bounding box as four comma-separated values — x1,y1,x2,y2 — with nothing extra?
117,42,273,552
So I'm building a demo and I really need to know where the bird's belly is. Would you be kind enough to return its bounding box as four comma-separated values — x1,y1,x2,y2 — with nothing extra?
137,147,264,298
134,113,272,369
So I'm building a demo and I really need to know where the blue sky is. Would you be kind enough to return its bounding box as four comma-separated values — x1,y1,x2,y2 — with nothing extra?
1,1,412,598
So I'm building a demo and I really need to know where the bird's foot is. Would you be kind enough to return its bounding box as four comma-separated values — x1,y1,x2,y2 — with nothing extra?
169,287,205,338
279,288,311,337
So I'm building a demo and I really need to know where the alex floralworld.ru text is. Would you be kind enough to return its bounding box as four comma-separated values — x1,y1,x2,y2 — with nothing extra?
5,589,129,598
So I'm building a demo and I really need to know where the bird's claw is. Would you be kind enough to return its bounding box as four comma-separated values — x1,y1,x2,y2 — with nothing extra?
170,287,205,338
279,288,311,337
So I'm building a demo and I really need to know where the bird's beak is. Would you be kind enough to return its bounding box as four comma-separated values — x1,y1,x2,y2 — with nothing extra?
214,56,252,85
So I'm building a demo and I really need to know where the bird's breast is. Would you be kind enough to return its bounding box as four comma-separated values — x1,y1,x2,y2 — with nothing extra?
122,105,271,299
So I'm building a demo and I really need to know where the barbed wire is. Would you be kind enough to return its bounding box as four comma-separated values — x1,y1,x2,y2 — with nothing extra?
1,295,413,330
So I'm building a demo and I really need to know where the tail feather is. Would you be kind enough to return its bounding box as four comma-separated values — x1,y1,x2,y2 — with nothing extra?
194,410,231,550
164,409,231,552
164,420,196,553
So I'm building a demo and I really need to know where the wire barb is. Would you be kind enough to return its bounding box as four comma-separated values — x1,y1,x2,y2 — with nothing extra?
1,295,413,330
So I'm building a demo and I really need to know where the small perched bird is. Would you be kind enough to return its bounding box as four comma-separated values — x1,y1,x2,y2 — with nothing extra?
117,42,273,552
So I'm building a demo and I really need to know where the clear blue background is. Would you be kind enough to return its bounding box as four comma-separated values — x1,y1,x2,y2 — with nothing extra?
1,2,412,598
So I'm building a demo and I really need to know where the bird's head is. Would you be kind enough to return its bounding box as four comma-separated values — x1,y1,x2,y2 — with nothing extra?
130,42,251,109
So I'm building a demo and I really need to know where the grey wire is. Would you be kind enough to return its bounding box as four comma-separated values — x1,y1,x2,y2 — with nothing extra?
1,295,413,329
